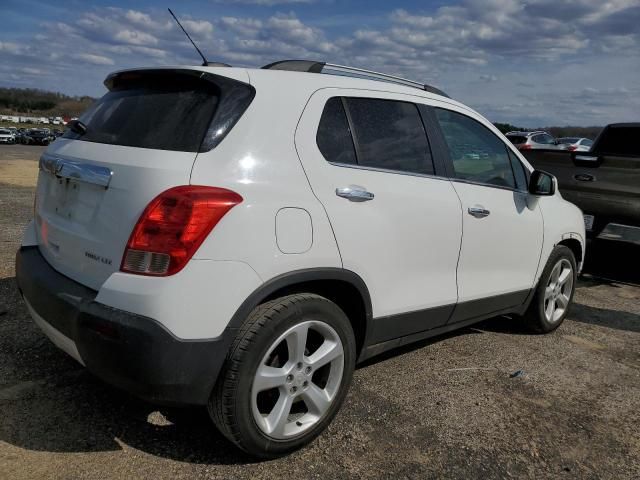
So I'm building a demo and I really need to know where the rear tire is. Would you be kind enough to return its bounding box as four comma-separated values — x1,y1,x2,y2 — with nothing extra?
523,245,577,333
209,293,356,458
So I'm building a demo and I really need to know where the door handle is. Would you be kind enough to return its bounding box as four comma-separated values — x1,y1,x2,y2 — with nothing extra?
336,186,375,202
468,207,490,218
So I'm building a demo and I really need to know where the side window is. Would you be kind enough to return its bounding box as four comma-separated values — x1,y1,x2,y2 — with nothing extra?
316,97,357,165
344,98,434,175
507,149,528,190
582,139,593,147
434,108,516,189
541,134,555,145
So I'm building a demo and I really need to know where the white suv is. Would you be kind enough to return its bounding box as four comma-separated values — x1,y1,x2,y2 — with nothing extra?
16,61,585,457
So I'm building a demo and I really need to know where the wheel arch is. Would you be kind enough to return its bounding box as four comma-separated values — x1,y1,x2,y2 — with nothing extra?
227,268,373,359
557,235,584,264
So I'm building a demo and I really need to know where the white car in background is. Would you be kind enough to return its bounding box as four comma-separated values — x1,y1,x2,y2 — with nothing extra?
0,128,16,144
557,137,593,152
16,61,585,458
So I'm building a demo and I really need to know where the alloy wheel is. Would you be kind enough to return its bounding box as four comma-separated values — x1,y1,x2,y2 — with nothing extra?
251,320,344,440
543,258,574,323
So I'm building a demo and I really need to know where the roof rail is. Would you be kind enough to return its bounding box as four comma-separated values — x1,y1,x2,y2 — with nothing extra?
261,60,449,98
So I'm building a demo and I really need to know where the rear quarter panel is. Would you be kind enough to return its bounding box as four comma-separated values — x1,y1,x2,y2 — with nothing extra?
189,72,342,281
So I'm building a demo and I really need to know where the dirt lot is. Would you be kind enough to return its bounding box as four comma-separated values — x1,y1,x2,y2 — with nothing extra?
1,145,639,479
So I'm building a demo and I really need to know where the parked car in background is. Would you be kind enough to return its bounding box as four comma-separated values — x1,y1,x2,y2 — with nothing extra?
521,123,640,246
23,129,53,146
0,128,16,144
506,131,562,151
16,61,585,458
557,137,593,152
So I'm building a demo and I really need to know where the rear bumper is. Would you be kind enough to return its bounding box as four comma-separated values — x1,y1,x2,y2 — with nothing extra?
15,246,233,406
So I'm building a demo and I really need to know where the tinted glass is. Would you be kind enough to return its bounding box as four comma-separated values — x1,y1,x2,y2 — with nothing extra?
508,149,528,190
435,108,516,189
581,139,593,147
64,74,219,152
316,97,357,165
507,135,528,144
541,134,555,144
596,126,638,156
345,98,434,175
559,137,580,143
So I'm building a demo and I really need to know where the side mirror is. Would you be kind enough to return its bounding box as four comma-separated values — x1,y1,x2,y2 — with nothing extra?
529,170,556,196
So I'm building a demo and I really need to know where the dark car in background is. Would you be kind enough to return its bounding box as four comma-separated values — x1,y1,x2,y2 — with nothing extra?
522,123,640,246
23,129,53,146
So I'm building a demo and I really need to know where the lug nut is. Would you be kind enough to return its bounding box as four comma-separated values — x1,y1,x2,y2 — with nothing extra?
303,381,309,388
290,386,298,394
286,374,293,383
305,366,312,374
296,362,303,370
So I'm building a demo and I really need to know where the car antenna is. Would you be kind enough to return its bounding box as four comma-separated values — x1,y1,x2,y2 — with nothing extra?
168,8,209,66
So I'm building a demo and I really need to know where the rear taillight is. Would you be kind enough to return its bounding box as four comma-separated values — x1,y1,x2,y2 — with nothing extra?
567,145,577,151
519,144,532,150
121,186,242,276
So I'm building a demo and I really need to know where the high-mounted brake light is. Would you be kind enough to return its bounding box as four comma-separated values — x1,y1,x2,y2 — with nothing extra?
121,186,242,276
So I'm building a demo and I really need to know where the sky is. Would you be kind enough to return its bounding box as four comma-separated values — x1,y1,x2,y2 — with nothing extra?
1,0,639,126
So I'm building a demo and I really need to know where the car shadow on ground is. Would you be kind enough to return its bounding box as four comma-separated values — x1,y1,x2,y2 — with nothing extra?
581,239,640,286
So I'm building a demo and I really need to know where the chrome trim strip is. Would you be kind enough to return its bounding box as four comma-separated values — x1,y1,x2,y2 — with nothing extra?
39,154,113,188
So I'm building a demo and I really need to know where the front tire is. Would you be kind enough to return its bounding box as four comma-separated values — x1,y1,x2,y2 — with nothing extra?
523,245,577,333
209,293,356,458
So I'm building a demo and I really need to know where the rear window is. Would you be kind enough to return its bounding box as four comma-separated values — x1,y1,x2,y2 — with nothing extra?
595,126,638,156
507,135,527,145
558,137,580,144
64,72,223,152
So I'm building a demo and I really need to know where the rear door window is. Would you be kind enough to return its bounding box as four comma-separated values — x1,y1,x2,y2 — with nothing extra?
344,98,434,175
435,108,516,189
316,98,357,165
64,72,220,152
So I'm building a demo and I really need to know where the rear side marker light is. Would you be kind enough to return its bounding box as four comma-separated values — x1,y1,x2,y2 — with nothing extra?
121,186,242,276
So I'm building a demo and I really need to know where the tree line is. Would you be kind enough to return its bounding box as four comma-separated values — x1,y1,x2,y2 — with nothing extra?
0,87,95,117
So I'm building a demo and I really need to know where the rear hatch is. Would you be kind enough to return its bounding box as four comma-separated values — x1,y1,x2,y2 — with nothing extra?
34,68,253,290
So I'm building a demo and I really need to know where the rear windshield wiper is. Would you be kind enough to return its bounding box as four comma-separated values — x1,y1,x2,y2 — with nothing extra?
68,119,88,136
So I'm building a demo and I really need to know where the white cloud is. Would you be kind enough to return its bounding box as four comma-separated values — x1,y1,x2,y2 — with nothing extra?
1,1,638,126
73,53,115,66
215,0,314,5
0,42,24,55
114,30,159,46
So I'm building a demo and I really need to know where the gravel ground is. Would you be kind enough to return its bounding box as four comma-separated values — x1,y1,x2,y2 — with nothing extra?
1,145,639,479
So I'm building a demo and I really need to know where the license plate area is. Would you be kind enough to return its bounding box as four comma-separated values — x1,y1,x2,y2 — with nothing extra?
48,177,101,222
583,214,594,231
